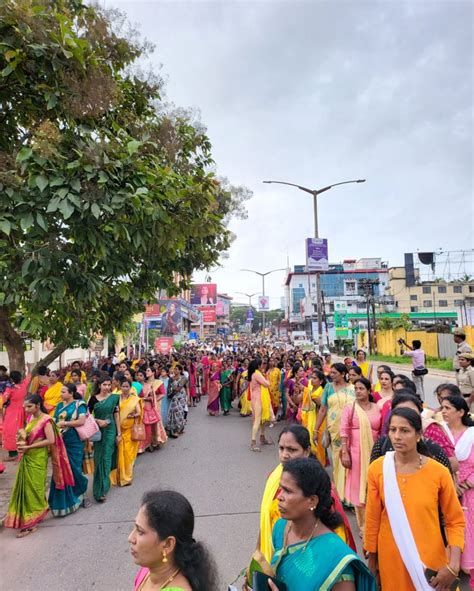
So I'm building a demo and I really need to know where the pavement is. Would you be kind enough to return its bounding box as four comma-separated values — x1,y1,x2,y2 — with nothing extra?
0,372,469,590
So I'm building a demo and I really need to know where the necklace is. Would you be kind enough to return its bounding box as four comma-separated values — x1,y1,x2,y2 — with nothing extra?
395,453,423,471
285,519,320,553
139,567,181,590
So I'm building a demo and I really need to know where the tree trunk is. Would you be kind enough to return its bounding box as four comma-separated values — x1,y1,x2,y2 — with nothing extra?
0,308,25,373
32,343,68,374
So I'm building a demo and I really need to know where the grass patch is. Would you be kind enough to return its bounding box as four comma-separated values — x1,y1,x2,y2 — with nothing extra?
368,354,453,372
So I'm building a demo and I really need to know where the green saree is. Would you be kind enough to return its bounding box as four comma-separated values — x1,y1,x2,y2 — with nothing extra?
220,369,233,412
91,393,119,501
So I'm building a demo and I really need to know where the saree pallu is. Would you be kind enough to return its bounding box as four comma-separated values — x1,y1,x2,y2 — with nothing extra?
207,372,221,415
267,368,281,413
4,414,74,529
167,390,186,434
49,401,89,516
92,394,119,501
300,385,326,465
323,383,355,500
111,396,142,486
219,369,233,412
239,371,252,416
271,519,376,591
43,382,63,416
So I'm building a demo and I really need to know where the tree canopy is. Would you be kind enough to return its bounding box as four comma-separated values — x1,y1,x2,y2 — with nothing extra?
0,0,247,370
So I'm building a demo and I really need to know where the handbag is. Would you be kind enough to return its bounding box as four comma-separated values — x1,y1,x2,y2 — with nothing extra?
74,403,101,442
413,367,428,376
131,418,146,441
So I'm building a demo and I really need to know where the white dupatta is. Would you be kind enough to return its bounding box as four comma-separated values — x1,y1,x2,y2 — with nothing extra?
382,452,432,591
443,423,474,462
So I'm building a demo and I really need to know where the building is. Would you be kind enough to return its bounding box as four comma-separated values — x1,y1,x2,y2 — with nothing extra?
386,266,474,325
285,258,391,340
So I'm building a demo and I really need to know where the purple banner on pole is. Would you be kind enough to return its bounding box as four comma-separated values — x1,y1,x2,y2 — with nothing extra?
306,238,329,271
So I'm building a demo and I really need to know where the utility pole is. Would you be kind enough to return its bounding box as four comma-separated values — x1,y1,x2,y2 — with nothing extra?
263,178,366,353
240,268,286,335
321,290,330,348
360,278,380,355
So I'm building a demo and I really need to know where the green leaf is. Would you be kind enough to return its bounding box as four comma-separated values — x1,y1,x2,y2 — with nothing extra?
59,200,74,219
35,175,48,192
16,147,33,162
127,140,142,156
70,178,81,192
36,213,48,231
55,187,69,199
20,212,34,231
98,171,108,184
46,197,60,213
45,92,58,110
1,65,14,77
21,258,34,277
135,187,148,196
50,176,64,187
91,203,100,219
0,220,11,235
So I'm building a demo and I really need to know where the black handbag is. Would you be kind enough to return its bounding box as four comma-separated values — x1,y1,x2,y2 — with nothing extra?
413,367,428,376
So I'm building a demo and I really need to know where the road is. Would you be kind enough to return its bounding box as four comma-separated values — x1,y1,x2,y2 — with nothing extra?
0,367,464,590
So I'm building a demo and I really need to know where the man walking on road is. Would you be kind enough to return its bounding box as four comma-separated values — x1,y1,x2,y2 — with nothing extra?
453,327,472,372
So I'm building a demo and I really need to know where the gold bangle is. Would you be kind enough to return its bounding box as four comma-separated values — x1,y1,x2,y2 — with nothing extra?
445,564,458,577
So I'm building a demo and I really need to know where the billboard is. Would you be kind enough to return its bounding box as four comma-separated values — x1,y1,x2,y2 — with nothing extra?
155,337,174,354
306,238,329,271
160,300,181,336
190,283,217,305
258,295,270,311
199,305,217,323
216,297,230,317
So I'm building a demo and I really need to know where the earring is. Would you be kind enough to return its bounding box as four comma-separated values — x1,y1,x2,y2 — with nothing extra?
162,551,168,563
310,507,316,511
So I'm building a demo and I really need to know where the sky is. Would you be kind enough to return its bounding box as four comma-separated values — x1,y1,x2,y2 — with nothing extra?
104,0,473,308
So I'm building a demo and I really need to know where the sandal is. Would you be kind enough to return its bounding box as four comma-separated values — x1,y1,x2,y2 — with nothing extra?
16,527,37,538
260,437,273,446
82,498,92,509
250,443,261,452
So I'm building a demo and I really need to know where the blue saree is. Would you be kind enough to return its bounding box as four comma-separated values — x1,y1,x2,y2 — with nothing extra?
271,519,376,591
49,401,89,516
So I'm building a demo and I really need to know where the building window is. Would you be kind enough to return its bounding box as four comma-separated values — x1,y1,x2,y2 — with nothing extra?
469,286,474,293
344,280,357,295
438,285,447,293
410,306,418,312
410,295,418,301
423,300,432,307
453,285,462,293
438,300,448,307
454,299,464,306
422,286,431,294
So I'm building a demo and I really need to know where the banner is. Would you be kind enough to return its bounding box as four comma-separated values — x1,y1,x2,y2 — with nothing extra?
190,283,217,305
159,301,181,336
306,238,329,271
199,305,216,323
155,337,174,354
258,295,270,311
246,308,254,320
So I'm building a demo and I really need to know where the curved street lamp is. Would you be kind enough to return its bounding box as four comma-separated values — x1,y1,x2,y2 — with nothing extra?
240,268,286,333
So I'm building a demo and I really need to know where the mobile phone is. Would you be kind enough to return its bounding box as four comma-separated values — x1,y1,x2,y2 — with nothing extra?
425,568,459,590
252,571,288,591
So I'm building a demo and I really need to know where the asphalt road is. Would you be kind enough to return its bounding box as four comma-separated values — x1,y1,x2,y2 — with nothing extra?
0,367,464,591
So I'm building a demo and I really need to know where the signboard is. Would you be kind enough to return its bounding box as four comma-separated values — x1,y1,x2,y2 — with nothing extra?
155,337,174,354
216,297,230,317
258,295,270,311
190,283,217,305
306,238,329,271
246,308,254,321
199,305,217,323
188,331,198,340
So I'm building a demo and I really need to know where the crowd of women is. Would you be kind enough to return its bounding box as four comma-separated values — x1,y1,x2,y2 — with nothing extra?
0,355,197,537
1,342,474,591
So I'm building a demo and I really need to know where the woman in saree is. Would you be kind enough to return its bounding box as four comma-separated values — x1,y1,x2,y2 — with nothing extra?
201,354,210,396
207,363,221,416
264,458,376,591
43,370,63,416
49,383,91,515
301,369,327,465
441,395,474,586
139,367,167,453
88,376,120,502
314,363,355,500
110,379,143,487
285,365,308,422
188,358,197,407
167,365,187,437
258,425,356,566
4,394,74,537
267,357,282,416
340,378,381,537
219,359,233,415
239,359,252,417
159,366,170,429
2,370,29,460
249,358,274,452
355,349,373,382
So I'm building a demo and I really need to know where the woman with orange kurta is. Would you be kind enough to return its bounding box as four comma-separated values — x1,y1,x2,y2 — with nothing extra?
365,407,465,591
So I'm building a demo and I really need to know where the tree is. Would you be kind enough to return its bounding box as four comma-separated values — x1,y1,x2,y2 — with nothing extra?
377,313,412,331
0,0,241,371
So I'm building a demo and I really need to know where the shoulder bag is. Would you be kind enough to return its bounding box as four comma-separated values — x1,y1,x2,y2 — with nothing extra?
75,402,101,442
131,418,146,441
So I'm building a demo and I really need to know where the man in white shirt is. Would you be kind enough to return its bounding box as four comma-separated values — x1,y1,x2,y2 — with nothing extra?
400,338,427,401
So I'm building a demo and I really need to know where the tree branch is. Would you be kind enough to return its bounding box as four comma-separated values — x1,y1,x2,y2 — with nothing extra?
32,343,69,374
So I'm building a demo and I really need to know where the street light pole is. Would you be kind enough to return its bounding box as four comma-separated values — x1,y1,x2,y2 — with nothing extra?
263,178,366,352
240,268,286,336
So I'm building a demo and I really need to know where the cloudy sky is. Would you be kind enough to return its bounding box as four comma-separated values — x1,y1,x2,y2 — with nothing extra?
105,0,473,308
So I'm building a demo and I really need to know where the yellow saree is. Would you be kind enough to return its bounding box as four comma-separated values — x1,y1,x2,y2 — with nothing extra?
110,395,143,487
43,382,63,416
301,384,326,465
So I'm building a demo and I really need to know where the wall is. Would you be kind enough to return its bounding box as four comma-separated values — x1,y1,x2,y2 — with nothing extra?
358,327,474,359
